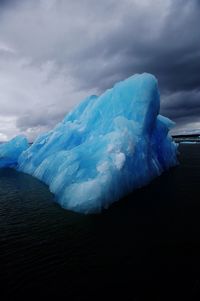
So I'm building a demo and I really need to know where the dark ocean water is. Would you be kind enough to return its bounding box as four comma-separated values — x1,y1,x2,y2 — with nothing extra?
1,143,200,300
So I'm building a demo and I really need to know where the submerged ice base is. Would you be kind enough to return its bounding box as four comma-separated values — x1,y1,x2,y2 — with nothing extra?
0,74,178,213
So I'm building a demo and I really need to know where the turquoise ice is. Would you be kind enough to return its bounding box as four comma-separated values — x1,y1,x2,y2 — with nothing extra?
0,73,178,213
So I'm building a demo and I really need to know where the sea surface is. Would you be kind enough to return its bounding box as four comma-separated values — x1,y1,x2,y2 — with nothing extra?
1,143,200,300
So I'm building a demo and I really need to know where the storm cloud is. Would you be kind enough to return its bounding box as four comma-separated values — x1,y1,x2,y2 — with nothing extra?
0,0,199,141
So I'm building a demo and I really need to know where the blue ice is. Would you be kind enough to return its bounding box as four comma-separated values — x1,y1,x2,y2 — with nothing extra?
0,135,29,168
0,74,178,213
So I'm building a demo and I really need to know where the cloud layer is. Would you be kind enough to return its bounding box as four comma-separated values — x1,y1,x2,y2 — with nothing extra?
0,0,199,140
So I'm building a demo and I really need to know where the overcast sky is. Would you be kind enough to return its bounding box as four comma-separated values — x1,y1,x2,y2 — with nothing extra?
0,0,199,141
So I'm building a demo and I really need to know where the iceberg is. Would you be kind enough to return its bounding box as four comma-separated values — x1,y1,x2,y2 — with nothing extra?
0,135,29,168
0,73,178,213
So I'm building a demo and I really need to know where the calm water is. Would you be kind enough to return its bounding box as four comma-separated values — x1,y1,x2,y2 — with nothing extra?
1,143,200,300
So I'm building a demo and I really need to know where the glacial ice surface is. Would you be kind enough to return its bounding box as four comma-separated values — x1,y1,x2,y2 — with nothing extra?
0,74,178,213
180,141,199,144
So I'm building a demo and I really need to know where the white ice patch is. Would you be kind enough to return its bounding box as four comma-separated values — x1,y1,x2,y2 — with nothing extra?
114,152,126,170
97,161,110,173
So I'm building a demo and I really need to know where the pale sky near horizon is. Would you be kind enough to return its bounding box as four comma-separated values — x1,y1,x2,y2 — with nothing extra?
0,0,200,141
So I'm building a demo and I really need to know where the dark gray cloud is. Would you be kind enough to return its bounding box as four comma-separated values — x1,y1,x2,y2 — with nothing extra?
160,89,200,134
0,0,199,141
